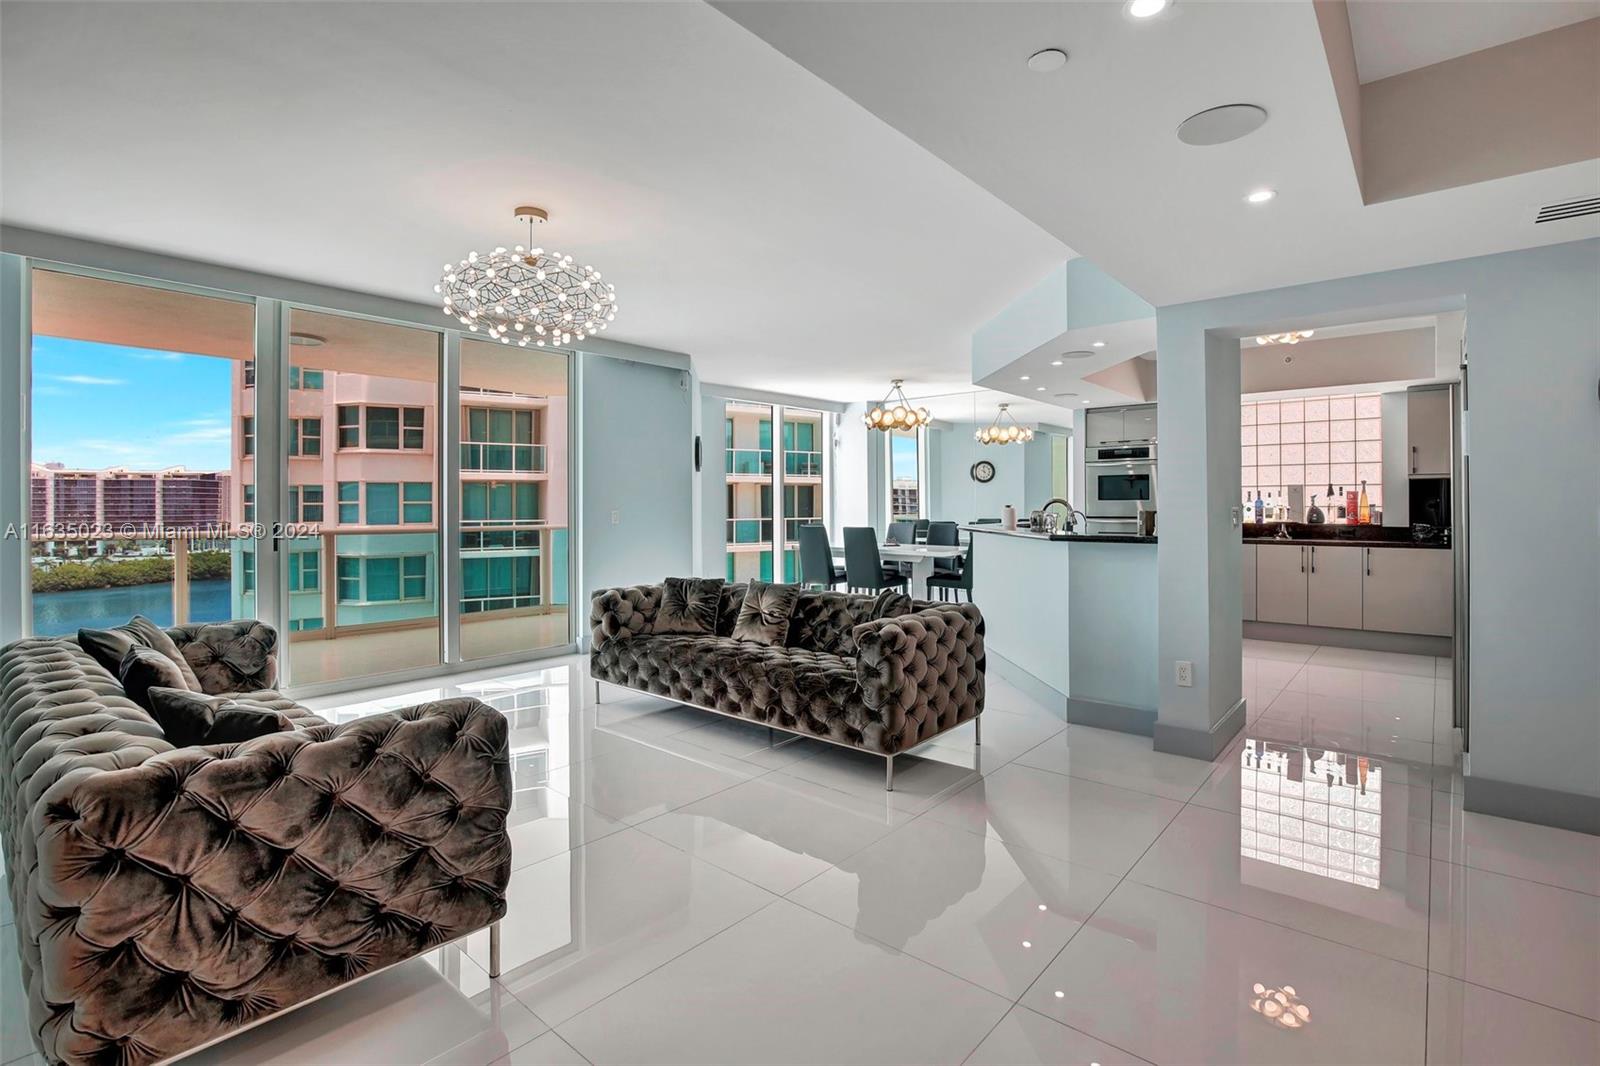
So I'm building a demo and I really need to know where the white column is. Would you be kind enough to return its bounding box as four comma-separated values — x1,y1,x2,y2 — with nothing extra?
0,255,29,642
1154,320,1244,758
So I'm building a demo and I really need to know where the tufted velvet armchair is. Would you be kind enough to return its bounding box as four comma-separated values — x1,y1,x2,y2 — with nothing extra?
0,622,513,1066
590,583,984,789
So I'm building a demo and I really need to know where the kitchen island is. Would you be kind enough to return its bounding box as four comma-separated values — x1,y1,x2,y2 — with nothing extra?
961,525,1158,735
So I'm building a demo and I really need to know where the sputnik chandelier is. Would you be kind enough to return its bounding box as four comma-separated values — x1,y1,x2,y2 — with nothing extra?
1255,330,1314,346
975,403,1034,445
437,206,617,347
864,379,931,431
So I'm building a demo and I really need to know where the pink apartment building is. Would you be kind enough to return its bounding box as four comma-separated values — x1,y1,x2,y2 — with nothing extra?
230,357,569,637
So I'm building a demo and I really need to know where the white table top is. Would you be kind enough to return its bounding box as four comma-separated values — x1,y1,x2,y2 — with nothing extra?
830,542,964,560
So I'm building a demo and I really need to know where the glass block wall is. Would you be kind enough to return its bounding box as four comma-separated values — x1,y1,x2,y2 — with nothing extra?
1241,394,1382,516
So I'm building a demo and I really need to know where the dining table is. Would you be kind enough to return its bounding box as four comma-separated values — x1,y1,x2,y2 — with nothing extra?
831,541,964,595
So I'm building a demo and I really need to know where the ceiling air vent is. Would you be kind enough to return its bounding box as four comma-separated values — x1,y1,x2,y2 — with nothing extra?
1534,197,1600,224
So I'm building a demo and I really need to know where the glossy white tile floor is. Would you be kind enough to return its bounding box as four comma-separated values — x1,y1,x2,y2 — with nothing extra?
4,640,1597,1065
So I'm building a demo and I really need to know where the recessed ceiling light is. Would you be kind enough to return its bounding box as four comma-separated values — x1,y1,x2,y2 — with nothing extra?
1126,0,1170,18
1020,375,1030,380
1246,188,1276,204
1026,48,1069,73
1036,386,1046,391
1092,340,1106,348
1051,359,1063,366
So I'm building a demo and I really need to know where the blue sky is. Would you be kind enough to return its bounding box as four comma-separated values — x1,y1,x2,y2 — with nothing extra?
32,337,234,470
891,434,918,481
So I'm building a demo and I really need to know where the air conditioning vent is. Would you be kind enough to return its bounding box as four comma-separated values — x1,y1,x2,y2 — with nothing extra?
1534,197,1600,224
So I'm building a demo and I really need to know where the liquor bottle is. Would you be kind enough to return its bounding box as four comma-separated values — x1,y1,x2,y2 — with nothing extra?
1254,490,1264,524
1358,480,1371,524
1243,490,1253,524
1265,491,1274,521
1345,485,1359,525
1335,486,1346,520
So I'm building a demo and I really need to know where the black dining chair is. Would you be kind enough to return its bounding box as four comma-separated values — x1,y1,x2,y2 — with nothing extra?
927,532,974,602
926,521,961,577
797,523,846,590
844,527,908,594
885,520,917,577
912,519,930,544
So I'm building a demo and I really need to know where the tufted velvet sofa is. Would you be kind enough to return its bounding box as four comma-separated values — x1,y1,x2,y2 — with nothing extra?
0,621,513,1066
590,583,984,787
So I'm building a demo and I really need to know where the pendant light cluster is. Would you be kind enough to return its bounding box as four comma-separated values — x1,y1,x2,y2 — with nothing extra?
976,403,1034,445
864,379,931,431
437,206,617,347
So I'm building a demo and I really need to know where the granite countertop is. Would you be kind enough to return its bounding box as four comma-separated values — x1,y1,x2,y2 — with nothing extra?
961,525,1157,545
1242,523,1450,550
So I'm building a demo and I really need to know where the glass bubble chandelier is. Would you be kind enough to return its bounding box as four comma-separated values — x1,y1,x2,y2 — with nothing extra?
976,403,1034,445
864,379,931,431
436,206,617,347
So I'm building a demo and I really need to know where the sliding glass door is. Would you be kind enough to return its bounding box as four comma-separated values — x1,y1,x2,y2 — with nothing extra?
719,399,831,585
779,407,826,581
27,267,255,635
277,307,443,686
17,259,578,689
458,339,571,660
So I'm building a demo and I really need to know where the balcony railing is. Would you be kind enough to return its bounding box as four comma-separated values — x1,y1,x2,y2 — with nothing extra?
725,449,773,476
460,442,547,473
726,517,773,544
784,451,823,477
783,517,822,542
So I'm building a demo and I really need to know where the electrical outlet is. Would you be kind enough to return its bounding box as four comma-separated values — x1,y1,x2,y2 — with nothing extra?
1175,660,1194,687
610,509,620,526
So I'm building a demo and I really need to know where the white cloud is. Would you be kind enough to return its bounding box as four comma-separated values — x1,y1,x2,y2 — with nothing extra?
46,374,126,386
128,350,186,362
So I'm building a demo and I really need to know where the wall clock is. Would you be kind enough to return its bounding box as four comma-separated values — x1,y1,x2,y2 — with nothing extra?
970,460,996,484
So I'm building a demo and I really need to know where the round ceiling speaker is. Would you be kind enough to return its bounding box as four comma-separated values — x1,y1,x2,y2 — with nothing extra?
1058,350,1096,359
1027,48,1069,72
1177,103,1268,146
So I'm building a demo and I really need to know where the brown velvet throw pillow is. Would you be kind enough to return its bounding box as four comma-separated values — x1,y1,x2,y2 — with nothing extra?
144,686,220,747
119,646,189,715
732,580,802,645
655,577,725,634
146,686,294,747
81,615,201,690
871,589,915,620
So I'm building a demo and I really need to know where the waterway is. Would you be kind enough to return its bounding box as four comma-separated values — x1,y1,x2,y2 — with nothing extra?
30,579,233,636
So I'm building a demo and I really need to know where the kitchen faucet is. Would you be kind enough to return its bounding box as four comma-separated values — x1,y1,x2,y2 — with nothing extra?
1039,497,1086,533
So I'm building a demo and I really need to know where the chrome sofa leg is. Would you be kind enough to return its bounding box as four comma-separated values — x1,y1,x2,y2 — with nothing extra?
974,716,981,746
885,754,896,792
488,921,502,979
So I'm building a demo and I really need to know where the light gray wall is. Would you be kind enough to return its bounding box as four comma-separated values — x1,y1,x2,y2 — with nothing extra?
1158,238,1600,803
1024,436,1054,513
834,404,873,535
1379,391,1409,527
699,393,728,577
1153,328,1244,751
929,423,1028,522
581,354,693,595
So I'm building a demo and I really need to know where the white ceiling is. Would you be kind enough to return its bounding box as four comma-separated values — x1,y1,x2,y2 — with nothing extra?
0,1,1067,405
1346,1,1600,82
716,1,1600,308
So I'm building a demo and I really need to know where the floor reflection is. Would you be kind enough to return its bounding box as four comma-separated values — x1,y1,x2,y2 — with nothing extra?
1239,737,1383,889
